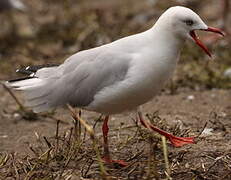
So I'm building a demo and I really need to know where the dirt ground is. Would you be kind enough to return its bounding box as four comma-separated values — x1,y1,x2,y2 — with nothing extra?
0,0,231,179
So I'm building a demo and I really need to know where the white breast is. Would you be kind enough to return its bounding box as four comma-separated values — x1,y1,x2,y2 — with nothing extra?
87,48,179,114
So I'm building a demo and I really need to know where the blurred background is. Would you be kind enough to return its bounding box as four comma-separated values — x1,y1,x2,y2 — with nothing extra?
0,0,230,90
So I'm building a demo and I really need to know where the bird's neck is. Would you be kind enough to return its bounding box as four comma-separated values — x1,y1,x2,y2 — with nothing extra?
153,25,185,47
147,26,185,62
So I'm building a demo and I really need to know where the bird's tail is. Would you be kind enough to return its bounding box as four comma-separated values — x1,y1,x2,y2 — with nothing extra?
5,64,59,113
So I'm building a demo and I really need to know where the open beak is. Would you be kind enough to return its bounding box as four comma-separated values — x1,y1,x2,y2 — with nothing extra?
189,27,225,57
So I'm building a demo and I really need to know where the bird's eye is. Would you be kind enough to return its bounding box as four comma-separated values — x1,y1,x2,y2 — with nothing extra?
184,19,194,26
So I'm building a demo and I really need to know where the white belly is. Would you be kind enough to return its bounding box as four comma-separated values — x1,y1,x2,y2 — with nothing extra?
87,56,178,114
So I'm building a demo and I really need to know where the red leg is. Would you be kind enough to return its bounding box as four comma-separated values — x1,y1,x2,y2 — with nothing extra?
137,111,195,147
102,116,128,167
102,115,110,162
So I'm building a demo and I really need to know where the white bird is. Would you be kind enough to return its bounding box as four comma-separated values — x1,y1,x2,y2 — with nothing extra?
0,0,26,12
6,6,224,166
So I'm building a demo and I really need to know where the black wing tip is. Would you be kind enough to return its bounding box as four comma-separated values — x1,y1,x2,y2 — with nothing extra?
16,68,34,75
16,64,59,75
10,64,59,82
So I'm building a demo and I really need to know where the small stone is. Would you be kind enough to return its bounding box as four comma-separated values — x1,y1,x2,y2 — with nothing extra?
224,68,231,78
220,112,226,117
201,128,213,136
187,95,195,100
0,135,8,138
13,113,21,120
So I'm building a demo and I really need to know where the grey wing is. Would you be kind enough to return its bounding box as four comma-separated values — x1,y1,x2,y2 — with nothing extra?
68,52,131,107
51,51,132,108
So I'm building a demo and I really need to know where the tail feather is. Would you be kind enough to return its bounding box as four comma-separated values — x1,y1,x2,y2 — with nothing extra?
6,65,61,113
5,77,54,113
8,78,44,89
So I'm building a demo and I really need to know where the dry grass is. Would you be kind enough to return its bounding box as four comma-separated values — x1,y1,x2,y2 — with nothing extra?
0,107,230,179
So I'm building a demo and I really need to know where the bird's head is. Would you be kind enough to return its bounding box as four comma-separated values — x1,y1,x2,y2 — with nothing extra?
157,6,224,57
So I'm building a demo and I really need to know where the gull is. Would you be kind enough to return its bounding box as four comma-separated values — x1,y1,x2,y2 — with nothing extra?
6,6,224,166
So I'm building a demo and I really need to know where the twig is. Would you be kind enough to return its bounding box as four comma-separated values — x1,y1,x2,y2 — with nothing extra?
93,115,103,129
127,163,139,178
196,121,208,138
78,110,82,141
38,148,52,162
1,82,26,112
162,136,172,180
0,153,9,168
67,127,73,145
82,159,94,178
55,120,60,155
1,82,39,121
43,136,52,148
206,156,225,173
28,145,39,157
146,137,159,179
